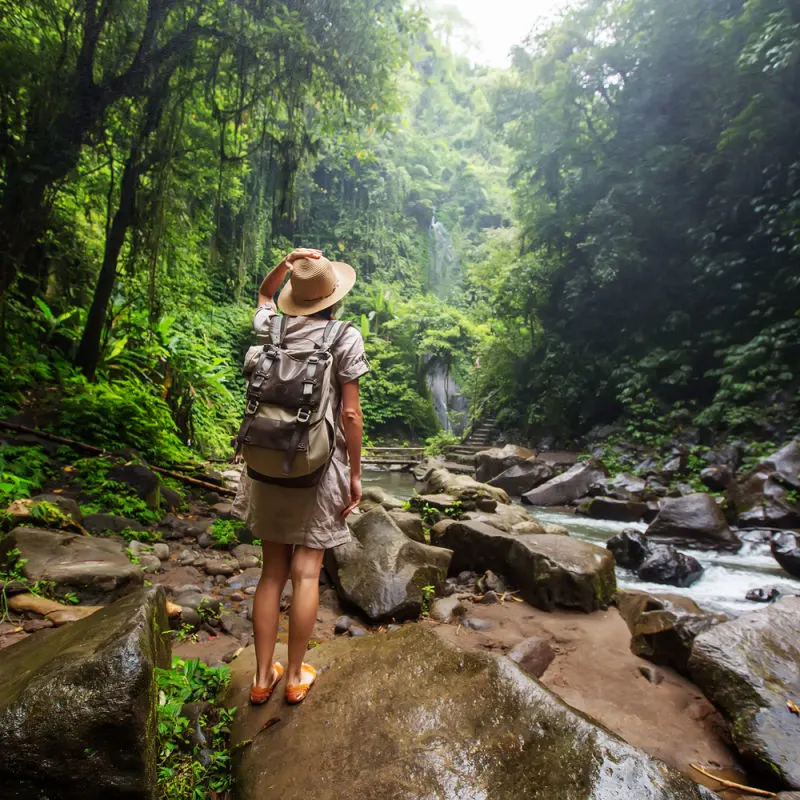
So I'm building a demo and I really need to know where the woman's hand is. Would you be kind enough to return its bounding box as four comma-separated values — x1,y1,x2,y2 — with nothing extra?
283,248,322,268
341,474,362,518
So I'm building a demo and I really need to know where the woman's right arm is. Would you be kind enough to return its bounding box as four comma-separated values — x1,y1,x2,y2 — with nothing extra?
340,378,363,517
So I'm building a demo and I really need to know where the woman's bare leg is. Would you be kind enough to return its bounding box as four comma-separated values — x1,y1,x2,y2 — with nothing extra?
287,545,325,685
252,541,293,687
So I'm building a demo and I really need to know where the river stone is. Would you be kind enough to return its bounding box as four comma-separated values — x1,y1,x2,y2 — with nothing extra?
521,460,608,507
637,545,704,588
584,496,650,522
475,444,536,483
5,494,83,529
228,626,717,800
431,520,616,612
507,635,556,678
0,587,170,798
83,513,146,534
388,510,426,543
461,502,536,532
488,458,554,497
325,506,453,622
0,527,143,601
771,531,800,578
646,494,742,551
421,467,510,506
607,529,651,569
359,485,405,512
608,473,648,501
689,597,800,788
429,595,467,623
616,590,726,676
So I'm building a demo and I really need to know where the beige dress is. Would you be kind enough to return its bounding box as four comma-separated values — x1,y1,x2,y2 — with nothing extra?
234,303,370,550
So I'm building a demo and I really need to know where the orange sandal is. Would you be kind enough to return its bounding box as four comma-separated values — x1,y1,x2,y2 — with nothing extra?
249,663,284,705
285,663,317,705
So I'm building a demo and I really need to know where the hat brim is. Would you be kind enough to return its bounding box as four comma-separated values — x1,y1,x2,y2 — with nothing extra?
276,261,357,317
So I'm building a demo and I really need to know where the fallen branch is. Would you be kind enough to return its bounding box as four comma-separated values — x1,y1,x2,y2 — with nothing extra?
0,420,236,496
689,764,776,797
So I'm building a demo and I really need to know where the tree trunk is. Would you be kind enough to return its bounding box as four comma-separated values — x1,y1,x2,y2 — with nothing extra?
74,150,140,378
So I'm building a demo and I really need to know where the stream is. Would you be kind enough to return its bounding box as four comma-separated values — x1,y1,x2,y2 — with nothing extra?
363,469,799,616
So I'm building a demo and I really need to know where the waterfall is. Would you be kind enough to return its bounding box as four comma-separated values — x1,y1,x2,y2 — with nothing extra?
426,358,469,434
428,212,458,296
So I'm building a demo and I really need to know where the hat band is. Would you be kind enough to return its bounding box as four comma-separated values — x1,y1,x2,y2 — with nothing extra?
298,279,340,304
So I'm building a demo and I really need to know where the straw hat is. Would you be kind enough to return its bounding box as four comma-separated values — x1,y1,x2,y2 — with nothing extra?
274,255,356,317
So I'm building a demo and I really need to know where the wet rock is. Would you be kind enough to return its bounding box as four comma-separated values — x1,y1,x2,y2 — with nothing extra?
608,473,648,501
616,590,726,676
646,494,742,551
637,545,704,588
432,521,616,612
699,466,733,491
387,511,426,543
0,587,169,798
220,612,252,643
203,559,236,577
349,625,368,637
541,521,571,536
638,665,664,685
420,467,510,507
487,458,554,497
607,529,651,569
461,502,537,532
229,626,721,800
512,520,550,534
152,543,169,561
584,496,650,522
107,463,161,509
508,635,556,678
745,586,782,603
771,531,800,578
689,597,800,789
359,486,404,512
0,528,143,602
325,507,453,622
521,460,608,507
475,444,536,483
429,596,467,623
6,494,83,529
334,615,356,634
729,439,800,529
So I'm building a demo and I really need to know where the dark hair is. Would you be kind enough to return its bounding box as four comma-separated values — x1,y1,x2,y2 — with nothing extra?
312,300,340,320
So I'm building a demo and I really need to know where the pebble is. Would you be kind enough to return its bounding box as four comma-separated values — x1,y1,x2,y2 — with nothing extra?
230,591,245,602
349,626,368,637
244,586,256,596
462,618,493,631
197,533,213,549
478,590,499,605
152,543,170,561
334,615,355,634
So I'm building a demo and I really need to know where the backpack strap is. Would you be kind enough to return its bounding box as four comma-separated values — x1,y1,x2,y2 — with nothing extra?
269,314,288,347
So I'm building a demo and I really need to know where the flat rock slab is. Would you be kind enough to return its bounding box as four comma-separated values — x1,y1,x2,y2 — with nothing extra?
0,587,170,799
689,597,800,789
522,460,607,506
431,520,616,612
0,527,142,601
228,626,716,800
326,507,453,621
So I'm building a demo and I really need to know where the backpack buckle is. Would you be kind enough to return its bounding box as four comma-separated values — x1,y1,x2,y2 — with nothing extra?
246,397,259,415
296,407,311,424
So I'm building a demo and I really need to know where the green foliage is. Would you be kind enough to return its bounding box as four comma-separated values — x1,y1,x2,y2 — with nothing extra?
29,501,73,530
0,445,51,507
421,584,436,617
71,458,159,524
209,519,245,549
119,528,162,544
155,657,234,799
424,431,460,457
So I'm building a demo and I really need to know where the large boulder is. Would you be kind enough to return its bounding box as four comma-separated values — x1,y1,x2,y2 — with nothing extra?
583,496,651,522
637,546,704,588
488,458,554,496
421,467,510,506
431,520,616,612
607,529,651,569
228,626,716,800
521,460,607,507
107,463,161,509
387,510,426,543
325,507,452,622
646,494,742,551
689,598,800,789
359,485,404,512
475,444,536,483
0,587,170,798
608,473,648,501
771,531,800,578
0,527,143,602
616,590,726,676
729,439,800,529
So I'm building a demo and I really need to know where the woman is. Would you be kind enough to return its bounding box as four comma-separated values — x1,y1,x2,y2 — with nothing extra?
246,247,368,705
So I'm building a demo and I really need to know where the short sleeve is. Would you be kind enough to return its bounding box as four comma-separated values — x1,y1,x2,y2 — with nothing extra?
253,302,277,333
335,326,370,384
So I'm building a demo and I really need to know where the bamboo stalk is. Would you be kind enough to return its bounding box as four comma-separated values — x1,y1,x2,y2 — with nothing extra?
689,764,776,797
0,420,236,496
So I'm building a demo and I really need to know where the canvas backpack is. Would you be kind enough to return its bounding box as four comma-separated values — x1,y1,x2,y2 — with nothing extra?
236,314,351,486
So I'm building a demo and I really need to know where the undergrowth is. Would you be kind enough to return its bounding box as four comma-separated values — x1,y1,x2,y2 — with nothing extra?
156,657,235,799
0,445,52,507
209,518,245,548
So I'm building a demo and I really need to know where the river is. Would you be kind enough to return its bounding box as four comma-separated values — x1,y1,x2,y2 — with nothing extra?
363,469,799,616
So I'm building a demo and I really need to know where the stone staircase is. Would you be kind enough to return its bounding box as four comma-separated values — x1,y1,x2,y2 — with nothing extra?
444,415,500,467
